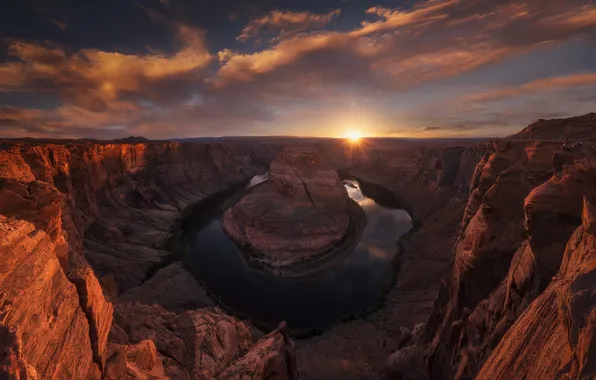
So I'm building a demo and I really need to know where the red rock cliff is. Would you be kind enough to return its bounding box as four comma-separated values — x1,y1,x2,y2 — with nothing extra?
425,114,596,379
0,140,290,379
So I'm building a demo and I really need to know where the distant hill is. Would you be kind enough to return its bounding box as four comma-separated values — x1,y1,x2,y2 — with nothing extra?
111,136,151,143
508,112,596,140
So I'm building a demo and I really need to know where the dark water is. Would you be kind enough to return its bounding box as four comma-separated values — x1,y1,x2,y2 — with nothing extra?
184,174,412,330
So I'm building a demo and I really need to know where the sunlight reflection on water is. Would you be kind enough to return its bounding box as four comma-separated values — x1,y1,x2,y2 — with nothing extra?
185,173,413,329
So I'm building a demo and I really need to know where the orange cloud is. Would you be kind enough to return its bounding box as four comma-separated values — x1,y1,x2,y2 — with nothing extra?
372,46,513,84
540,6,596,30
216,0,596,88
465,73,596,103
0,23,212,111
356,1,456,37
237,9,341,42
217,32,349,82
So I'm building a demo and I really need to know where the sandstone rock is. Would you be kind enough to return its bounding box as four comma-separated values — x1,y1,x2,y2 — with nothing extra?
112,303,298,380
583,196,596,235
510,112,596,140
104,340,166,380
219,323,298,380
475,158,596,378
0,140,292,379
0,216,96,379
0,141,268,293
411,323,427,345
295,139,484,379
396,327,412,348
478,225,596,378
69,267,115,365
111,302,187,367
181,308,252,379
428,117,596,379
223,146,353,275
119,262,213,312
386,345,427,380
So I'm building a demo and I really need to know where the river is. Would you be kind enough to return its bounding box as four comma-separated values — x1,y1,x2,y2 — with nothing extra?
183,173,412,331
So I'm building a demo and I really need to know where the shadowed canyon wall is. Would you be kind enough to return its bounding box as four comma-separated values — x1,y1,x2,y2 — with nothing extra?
424,113,596,380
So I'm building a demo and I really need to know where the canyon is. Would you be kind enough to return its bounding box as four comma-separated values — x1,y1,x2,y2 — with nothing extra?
1,113,595,379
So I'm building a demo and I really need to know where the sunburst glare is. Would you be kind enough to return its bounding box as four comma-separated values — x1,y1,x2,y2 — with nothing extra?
346,130,362,143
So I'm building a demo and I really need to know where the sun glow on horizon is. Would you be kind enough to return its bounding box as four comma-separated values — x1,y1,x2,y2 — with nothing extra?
346,130,362,143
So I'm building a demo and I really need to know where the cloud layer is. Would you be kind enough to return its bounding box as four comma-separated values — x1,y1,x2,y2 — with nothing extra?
1,0,596,139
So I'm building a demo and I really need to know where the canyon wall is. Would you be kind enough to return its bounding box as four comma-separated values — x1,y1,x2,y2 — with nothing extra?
0,140,296,379
423,114,596,379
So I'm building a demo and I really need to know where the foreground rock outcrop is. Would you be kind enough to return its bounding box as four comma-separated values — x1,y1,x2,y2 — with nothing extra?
0,216,100,378
110,304,298,379
223,146,355,276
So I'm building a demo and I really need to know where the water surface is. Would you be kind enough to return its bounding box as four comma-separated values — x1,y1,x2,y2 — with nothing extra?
184,175,412,330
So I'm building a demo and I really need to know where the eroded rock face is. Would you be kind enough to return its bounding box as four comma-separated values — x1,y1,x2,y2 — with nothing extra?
181,308,253,378
219,323,299,380
119,262,213,312
0,215,110,378
0,140,281,379
510,112,596,140
0,216,97,378
111,304,298,379
478,168,596,378
223,146,353,275
104,340,166,380
0,141,267,294
426,114,596,379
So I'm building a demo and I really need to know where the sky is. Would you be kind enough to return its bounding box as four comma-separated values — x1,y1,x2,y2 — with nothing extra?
0,0,595,139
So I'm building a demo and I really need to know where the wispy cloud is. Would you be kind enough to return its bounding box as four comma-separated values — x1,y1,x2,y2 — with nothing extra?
48,19,68,30
217,0,596,88
465,72,596,103
237,9,341,43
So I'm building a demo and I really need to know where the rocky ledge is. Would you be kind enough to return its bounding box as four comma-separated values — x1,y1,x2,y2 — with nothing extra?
223,146,359,276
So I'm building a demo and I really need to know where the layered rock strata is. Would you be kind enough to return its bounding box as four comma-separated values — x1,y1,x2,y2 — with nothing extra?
404,113,596,380
223,146,354,276
424,136,595,379
110,304,298,379
0,140,296,379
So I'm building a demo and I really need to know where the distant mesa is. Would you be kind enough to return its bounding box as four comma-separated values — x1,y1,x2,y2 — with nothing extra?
223,146,360,276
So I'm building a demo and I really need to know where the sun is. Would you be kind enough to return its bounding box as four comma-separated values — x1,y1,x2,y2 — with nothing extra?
346,130,362,143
